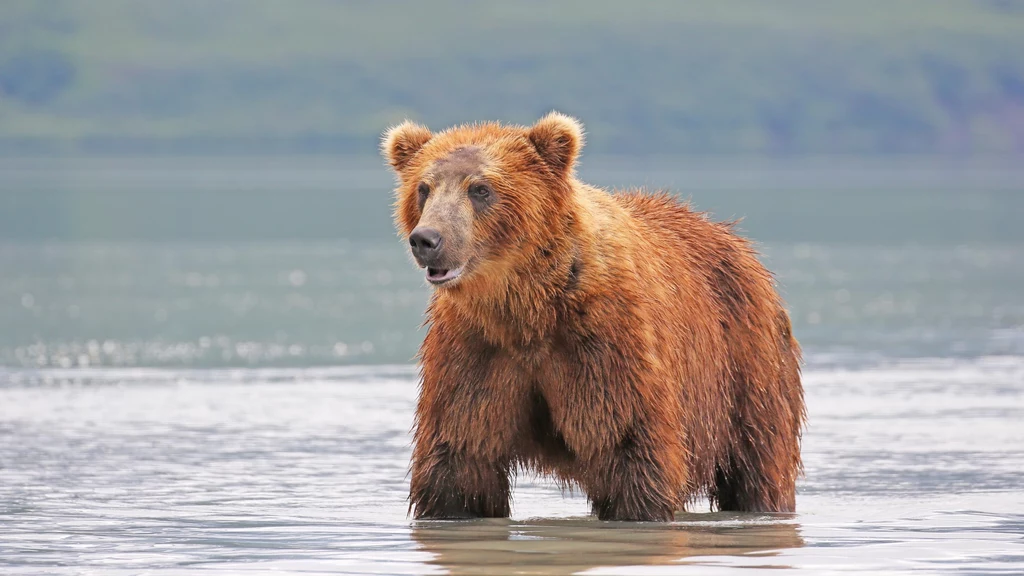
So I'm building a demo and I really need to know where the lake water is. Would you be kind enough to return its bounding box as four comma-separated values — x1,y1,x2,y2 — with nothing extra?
1,158,1023,574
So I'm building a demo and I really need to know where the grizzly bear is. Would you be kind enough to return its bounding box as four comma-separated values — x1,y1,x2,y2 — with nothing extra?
382,112,805,521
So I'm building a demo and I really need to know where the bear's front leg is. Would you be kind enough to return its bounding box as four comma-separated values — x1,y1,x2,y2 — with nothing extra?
409,324,527,519
409,439,512,519
585,426,685,522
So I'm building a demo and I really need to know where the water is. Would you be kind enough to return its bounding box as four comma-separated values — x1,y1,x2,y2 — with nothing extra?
2,361,1022,574
1,158,1023,574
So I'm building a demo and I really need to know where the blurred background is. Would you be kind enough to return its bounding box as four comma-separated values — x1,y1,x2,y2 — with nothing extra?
2,3,1024,573
1,0,1022,369
3,1,1024,155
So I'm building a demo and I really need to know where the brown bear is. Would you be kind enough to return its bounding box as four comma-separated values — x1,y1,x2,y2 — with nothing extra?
382,112,805,521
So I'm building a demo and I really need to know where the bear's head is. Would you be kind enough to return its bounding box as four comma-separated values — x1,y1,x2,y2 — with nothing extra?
382,112,584,293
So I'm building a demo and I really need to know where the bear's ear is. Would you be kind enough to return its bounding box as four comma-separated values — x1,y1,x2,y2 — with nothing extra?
527,111,584,178
381,120,432,172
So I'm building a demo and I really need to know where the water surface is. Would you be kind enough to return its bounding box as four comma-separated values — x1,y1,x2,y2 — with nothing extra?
1,158,1022,574
1,360,1022,574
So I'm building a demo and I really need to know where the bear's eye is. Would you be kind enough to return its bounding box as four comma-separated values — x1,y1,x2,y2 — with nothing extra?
417,182,431,202
468,183,492,200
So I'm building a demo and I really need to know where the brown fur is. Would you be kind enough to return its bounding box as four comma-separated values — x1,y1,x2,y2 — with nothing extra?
382,112,805,521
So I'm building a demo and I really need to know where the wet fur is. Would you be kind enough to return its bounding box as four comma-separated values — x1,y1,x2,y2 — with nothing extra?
383,112,806,521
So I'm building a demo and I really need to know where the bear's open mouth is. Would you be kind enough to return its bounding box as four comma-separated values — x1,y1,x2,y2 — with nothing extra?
426,266,463,285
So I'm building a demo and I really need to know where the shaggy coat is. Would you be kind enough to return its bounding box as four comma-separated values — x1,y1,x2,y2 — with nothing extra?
382,113,805,521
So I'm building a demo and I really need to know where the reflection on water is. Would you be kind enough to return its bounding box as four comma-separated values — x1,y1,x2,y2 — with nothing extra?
412,515,803,575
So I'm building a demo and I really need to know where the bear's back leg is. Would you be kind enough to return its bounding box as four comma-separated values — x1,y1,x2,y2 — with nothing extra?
713,328,804,513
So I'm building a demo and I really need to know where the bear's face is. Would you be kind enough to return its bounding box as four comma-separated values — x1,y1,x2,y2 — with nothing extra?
382,113,583,291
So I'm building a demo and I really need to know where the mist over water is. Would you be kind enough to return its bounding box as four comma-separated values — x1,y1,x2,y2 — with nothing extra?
1,158,1023,574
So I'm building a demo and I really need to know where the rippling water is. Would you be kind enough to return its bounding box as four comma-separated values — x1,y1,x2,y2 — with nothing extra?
2,159,1023,573
1,360,1022,574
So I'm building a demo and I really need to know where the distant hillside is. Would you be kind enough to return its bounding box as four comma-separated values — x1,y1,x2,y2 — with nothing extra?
1,0,1024,155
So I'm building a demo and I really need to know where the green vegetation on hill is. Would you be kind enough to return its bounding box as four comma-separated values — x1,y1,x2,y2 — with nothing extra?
1,0,1023,155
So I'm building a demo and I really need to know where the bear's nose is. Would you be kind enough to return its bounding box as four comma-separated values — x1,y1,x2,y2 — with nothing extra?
409,227,443,261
